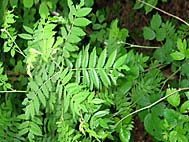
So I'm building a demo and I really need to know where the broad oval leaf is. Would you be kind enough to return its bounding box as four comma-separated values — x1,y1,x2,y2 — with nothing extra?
23,0,33,8
119,127,131,142
166,88,180,107
39,2,49,18
76,8,92,17
180,101,189,113
143,27,155,40
150,13,162,30
71,27,86,36
74,18,91,27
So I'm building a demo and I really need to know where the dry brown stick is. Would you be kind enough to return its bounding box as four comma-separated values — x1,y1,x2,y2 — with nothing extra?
137,0,189,27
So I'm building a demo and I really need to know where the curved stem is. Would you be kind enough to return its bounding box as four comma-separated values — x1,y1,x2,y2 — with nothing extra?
115,87,189,128
137,0,189,27
1,29,26,57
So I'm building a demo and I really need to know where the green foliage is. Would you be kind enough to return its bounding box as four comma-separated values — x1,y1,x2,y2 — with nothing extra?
0,0,189,142
134,0,168,14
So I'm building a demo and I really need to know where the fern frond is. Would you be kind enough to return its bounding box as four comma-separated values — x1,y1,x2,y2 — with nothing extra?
75,46,129,90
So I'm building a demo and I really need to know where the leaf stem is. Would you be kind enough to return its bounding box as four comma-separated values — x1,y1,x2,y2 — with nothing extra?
118,41,161,49
115,87,189,128
1,29,26,57
0,90,27,93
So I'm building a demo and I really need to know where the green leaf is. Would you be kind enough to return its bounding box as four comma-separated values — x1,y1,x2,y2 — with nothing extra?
99,68,111,88
113,54,127,68
89,70,99,89
18,128,29,136
76,8,92,17
30,122,42,136
62,71,73,86
97,48,107,68
33,96,40,114
177,38,187,53
71,27,86,36
119,127,131,142
38,90,46,107
89,48,97,68
156,28,166,41
74,18,91,27
83,69,90,85
23,0,33,8
82,46,89,68
105,49,117,68
144,0,158,14
150,13,162,30
166,88,180,107
67,34,81,43
39,2,49,18
144,113,163,140
91,98,105,104
143,27,156,40
18,33,33,40
23,25,33,34
171,52,185,60
180,101,189,113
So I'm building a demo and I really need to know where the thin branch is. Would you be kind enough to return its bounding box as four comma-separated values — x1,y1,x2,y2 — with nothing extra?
1,29,26,57
0,90,27,93
137,0,189,27
117,41,161,49
115,87,189,128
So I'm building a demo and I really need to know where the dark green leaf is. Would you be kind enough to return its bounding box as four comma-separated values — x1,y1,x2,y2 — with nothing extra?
143,27,156,40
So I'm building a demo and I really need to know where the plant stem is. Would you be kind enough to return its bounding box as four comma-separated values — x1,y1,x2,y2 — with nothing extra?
115,87,189,128
118,41,161,49
0,90,27,93
137,0,189,27
1,29,26,57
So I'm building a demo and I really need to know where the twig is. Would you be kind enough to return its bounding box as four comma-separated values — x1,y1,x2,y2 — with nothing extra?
1,29,26,57
115,87,189,128
117,41,161,49
137,0,189,27
0,90,27,93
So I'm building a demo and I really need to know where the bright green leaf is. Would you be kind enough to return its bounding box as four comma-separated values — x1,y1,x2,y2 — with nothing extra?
89,48,97,68
171,52,185,60
74,18,91,27
39,2,49,18
97,48,107,68
166,88,180,107
76,8,92,17
99,68,111,88
180,101,189,113
18,33,33,40
105,49,117,68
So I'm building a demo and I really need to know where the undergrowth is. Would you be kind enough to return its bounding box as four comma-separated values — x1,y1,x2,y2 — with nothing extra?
0,0,189,141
